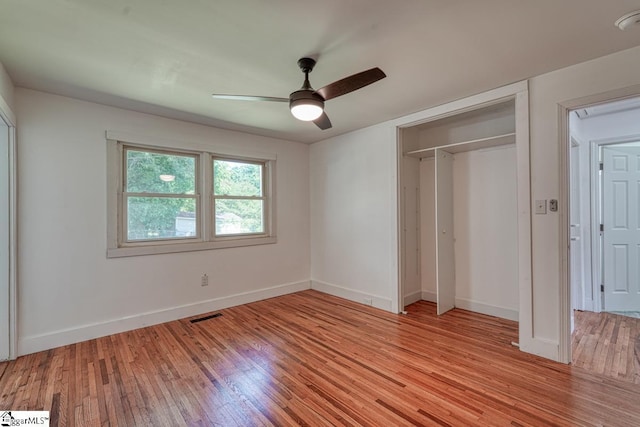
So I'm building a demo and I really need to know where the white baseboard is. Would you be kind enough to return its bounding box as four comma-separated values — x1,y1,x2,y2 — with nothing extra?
310,279,393,312
454,297,518,321
421,290,437,303
403,290,422,307
18,280,311,356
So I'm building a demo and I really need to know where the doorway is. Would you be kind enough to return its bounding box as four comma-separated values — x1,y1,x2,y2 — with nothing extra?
396,82,532,354
569,98,640,316
568,96,640,378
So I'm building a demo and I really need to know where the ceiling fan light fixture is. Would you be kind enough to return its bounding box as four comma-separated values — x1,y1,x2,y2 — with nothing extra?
289,91,324,121
615,10,640,30
291,101,323,121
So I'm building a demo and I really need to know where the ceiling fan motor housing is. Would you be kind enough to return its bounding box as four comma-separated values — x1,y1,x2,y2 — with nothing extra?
290,90,324,108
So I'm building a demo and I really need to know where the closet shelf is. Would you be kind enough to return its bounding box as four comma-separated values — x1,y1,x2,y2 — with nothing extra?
404,132,516,158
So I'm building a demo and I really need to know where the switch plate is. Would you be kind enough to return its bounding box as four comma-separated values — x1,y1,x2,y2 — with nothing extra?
535,200,547,214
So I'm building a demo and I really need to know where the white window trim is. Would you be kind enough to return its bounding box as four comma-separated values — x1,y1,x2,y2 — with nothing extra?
106,132,277,258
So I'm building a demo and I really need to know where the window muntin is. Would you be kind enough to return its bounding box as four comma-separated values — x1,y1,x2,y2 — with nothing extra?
123,147,198,242
213,158,266,236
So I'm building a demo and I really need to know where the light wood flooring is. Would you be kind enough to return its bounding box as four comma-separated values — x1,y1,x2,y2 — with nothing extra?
1,290,640,426
572,309,640,384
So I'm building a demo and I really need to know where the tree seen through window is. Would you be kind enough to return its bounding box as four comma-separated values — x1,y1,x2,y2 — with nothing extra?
213,159,265,235
125,149,197,240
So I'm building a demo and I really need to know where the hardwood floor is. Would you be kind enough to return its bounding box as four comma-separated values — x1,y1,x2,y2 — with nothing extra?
572,309,640,383
1,290,640,426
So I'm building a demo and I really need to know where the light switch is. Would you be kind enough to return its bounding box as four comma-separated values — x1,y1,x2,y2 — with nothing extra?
535,199,547,214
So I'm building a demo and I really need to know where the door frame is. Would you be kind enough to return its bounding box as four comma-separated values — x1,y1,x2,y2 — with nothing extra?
0,94,17,361
589,139,602,314
569,141,583,314
395,80,531,350
559,84,640,364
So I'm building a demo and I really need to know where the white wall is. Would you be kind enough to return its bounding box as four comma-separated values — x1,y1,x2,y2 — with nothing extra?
310,45,640,362
417,102,515,149
529,45,640,356
452,145,518,320
310,124,398,311
16,89,310,355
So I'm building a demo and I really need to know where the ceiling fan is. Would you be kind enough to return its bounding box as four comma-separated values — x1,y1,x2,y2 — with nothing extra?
212,58,386,130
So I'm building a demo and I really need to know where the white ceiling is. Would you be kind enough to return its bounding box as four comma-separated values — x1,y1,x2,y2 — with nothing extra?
2,1,640,143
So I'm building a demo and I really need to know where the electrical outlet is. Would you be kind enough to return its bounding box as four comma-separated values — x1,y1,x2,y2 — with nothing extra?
201,274,209,287
364,298,373,306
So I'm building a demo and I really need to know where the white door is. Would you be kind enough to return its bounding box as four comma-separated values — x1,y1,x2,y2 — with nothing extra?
602,144,640,312
402,172,420,308
436,150,455,315
0,117,9,360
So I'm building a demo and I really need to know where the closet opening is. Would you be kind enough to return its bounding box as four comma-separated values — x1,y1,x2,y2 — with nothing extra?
397,85,531,351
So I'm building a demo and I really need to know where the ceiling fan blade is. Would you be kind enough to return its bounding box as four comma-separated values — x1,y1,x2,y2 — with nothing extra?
315,67,386,101
211,94,289,102
313,112,332,130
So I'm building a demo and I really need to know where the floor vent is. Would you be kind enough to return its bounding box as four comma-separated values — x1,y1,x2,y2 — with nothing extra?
190,313,222,323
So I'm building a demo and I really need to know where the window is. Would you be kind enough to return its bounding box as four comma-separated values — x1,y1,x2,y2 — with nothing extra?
125,147,198,242
107,135,276,257
213,158,267,237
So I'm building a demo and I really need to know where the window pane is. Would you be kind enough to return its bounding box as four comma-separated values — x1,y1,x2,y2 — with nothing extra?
215,199,264,235
127,149,196,194
127,197,197,240
213,159,262,196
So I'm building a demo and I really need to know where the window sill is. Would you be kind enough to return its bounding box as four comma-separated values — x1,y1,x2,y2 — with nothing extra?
107,236,277,258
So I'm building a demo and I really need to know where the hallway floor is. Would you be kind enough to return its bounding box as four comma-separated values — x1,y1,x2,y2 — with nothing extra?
572,309,640,383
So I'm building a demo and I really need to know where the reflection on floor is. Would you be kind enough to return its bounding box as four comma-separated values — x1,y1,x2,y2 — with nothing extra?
572,310,640,384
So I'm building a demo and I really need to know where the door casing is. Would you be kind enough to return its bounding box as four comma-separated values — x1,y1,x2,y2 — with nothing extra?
0,95,16,361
